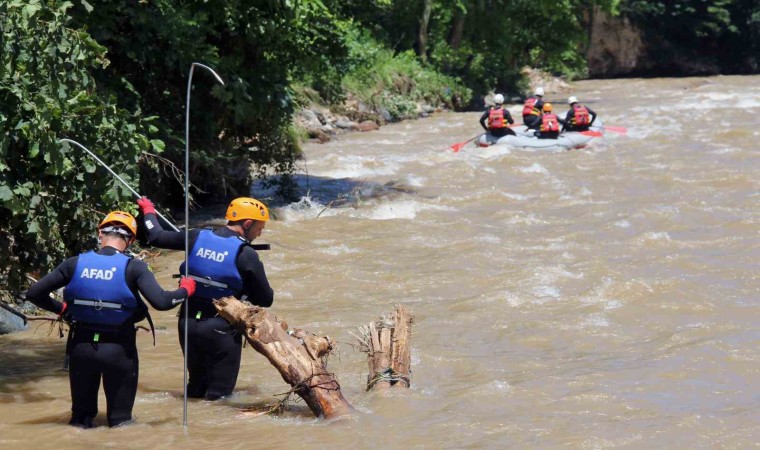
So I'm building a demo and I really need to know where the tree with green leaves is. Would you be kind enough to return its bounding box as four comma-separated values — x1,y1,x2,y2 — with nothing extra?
63,0,350,205
0,0,159,293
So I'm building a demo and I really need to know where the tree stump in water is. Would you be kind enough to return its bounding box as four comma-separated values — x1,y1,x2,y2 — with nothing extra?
213,296,353,419
355,304,413,391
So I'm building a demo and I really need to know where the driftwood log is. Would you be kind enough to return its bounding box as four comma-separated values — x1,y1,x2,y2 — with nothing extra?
213,296,353,419
355,304,413,391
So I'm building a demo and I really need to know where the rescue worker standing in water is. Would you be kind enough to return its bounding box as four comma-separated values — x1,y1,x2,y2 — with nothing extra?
479,94,516,139
536,103,564,139
26,211,195,428
136,196,274,400
522,87,545,130
562,96,597,132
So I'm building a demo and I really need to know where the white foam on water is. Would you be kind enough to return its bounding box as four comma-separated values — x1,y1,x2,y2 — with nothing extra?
504,291,526,307
477,234,502,245
562,251,576,260
319,244,358,255
501,192,529,201
372,138,409,145
462,145,512,160
472,380,512,395
614,220,631,228
710,147,741,155
505,213,549,225
405,174,426,187
675,93,760,110
604,300,623,310
519,163,549,175
580,277,616,307
582,313,610,328
274,196,328,221
532,284,561,300
642,231,672,242
309,153,415,179
354,199,451,220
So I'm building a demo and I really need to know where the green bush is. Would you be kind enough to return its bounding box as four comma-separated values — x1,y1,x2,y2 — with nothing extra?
340,24,472,113
0,1,159,293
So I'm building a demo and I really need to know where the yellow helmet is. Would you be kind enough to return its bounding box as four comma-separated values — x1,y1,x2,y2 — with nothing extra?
99,210,137,236
225,197,270,222
542,102,553,113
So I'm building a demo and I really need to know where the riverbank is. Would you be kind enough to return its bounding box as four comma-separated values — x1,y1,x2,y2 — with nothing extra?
293,67,572,144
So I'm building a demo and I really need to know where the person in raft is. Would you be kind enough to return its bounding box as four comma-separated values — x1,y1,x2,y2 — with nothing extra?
136,196,274,400
479,93,516,139
536,103,564,139
561,96,597,132
522,87,545,130
26,210,195,428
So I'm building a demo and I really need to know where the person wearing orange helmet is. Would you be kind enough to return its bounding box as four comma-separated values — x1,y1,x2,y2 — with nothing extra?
136,196,274,400
536,103,565,139
26,210,195,428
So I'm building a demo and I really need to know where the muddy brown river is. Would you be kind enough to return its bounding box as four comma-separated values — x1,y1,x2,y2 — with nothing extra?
1,76,758,448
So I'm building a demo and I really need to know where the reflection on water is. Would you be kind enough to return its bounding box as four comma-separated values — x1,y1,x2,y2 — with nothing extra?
1,75,759,448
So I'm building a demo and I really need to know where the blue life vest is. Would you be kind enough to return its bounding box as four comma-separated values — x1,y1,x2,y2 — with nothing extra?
179,229,245,300
63,251,138,328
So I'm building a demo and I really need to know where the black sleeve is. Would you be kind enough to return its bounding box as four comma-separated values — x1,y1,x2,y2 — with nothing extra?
479,110,489,130
126,259,187,311
506,110,515,125
142,212,185,250
535,98,544,110
236,246,274,307
25,257,77,314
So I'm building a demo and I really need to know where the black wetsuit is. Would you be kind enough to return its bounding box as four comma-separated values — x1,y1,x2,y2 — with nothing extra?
26,246,186,428
479,107,516,138
141,213,274,400
562,105,597,132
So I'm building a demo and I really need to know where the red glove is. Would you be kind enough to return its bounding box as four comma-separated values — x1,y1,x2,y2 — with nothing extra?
137,196,156,215
179,276,196,297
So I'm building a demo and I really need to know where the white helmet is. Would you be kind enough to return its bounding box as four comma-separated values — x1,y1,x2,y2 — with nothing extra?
534,87,545,96
493,94,504,104
568,96,578,104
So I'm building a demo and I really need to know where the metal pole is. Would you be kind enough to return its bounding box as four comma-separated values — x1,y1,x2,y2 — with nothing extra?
58,138,181,233
183,62,224,429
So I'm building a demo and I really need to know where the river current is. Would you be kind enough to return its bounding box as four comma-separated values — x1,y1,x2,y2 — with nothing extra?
1,76,758,448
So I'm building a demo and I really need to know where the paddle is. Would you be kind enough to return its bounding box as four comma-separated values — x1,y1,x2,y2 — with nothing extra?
603,125,628,135
580,131,603,137
450,135,479,152
450,124,523,152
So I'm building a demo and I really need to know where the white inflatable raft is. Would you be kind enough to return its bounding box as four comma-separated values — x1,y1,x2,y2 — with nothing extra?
476,119,604,152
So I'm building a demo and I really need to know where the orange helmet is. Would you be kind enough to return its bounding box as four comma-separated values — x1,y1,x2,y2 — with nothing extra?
225,197,270,222
542,102,553,113
99,210,137,236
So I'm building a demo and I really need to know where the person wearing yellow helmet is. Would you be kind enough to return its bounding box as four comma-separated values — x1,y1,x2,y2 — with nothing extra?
26,210,195,428
136,196,274,400
536,103,565,139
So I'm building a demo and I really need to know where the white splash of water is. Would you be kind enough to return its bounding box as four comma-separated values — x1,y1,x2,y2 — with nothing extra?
519,163,549,175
